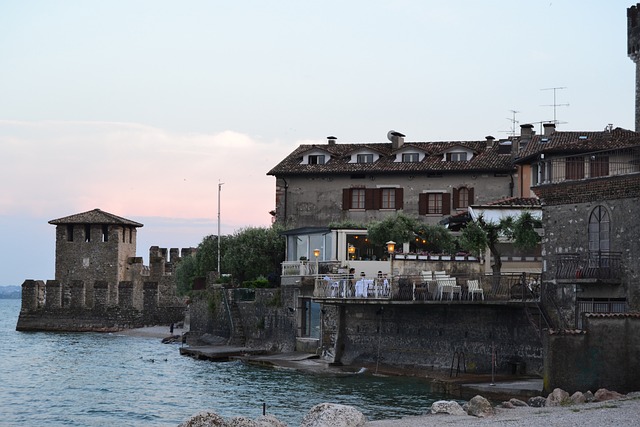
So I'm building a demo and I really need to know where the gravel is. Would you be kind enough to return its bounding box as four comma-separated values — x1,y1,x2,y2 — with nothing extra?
365,396,640,427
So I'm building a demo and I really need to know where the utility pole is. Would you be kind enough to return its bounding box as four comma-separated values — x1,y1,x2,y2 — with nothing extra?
217,180,224,276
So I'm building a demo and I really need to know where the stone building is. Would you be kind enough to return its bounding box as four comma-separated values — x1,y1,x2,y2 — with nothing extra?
16,208,191,332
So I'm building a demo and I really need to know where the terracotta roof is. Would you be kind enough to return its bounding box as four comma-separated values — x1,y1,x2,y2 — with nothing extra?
515,127,640,162
267,140,515,176
49,209,144,227
483,197,542,207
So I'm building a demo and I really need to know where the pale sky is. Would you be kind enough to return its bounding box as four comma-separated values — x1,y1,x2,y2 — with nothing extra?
0,1,635,285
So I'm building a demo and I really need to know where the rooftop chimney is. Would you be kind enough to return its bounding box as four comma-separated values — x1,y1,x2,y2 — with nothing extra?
543,123,556,136
327,136,337,145
485,135,495,148
520,124,535,138
387,130,405,149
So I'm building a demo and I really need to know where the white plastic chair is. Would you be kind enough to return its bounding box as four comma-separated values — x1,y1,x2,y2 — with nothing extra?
467,279,484,300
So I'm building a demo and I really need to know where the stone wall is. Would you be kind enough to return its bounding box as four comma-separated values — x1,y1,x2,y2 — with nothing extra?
543,313,640,393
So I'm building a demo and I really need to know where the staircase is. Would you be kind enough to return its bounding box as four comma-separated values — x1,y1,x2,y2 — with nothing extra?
223,291,246,347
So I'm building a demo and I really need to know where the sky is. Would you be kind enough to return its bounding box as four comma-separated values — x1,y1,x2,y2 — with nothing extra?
0,1,636,285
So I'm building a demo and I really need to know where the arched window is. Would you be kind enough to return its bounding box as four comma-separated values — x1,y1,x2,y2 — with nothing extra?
588,206,610,253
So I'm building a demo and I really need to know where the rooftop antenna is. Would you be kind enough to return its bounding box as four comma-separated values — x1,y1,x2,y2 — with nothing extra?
506,110,520,136
541,87,569,126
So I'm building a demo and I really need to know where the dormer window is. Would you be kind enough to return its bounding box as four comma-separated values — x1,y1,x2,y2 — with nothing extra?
357,154,374,163
402,153,420,163
308,155,325,165
447,152,468,162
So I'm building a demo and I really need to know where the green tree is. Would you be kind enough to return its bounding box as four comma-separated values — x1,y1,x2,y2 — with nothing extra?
458,211,542,277
222,224,286,284
414,224,456,254
367,213,418,247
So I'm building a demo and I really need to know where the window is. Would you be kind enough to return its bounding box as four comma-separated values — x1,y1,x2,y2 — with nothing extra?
66,225,74,242
351,188,365,209
419,192,450,215
453,187,474,209
102,225,109,242
84,224,91,242
447,152,468,162
308,155,325,165
356,154,373,163
566,156,585,180
381,188,396,209
402,153,419,162
588,206,610,253
590,155,609,178
576,298,626,328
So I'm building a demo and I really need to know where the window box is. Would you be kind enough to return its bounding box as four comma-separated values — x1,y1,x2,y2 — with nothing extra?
418,255,429,260
395,254,405,260
441,255,451,261
455,255,465,261
406,254,417,260
429,255,440,261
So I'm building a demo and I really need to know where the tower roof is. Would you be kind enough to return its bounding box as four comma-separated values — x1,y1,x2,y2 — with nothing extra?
48,208,143,227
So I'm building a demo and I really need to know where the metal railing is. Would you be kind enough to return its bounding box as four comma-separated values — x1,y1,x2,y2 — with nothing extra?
312,272,542,302
555,251,623,280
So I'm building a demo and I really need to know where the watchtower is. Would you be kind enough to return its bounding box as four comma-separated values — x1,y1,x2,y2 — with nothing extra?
48,208,143,287
628,4,640,131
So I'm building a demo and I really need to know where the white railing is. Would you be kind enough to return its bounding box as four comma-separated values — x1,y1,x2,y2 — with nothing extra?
313,274,391,299
281,261,317,277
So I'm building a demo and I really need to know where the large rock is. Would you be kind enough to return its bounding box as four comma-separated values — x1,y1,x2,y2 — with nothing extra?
300,403,366,427
178,411,228,427
570,391,586,404
227,417,258,427
430,400,466,416
255,415,287,427
527,396,547,407
594,388,624,402
546,388,571,407
509,398,529,407
466,395,495,417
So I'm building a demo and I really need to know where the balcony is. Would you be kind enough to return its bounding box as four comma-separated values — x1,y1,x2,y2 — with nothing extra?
555,251,623,283
312,272,541,304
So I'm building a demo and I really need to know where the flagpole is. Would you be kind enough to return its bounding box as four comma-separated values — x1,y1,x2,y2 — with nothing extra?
217,181,224,276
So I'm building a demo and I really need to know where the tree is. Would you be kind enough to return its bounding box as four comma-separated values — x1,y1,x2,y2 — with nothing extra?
414,224,456,254
367,213,418,247
458,211,542,277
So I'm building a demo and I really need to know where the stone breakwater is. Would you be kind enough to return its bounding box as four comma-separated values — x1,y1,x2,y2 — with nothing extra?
177,388,640,427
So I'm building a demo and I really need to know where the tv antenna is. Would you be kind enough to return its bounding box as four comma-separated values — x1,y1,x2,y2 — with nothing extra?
541,86,569,125
506,110,520,136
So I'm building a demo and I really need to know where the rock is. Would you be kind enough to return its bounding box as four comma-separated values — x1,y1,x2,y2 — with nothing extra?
570,391,586,404
594,388,624,402
627,391,640,399
584,390,595,402
431,400,466,416
500,401,515,409
546,388,571,407
178,411,228,427
466,395,495,417
527,396,547,407
254,415,287,427
509,398,529,407
227,417,258,427
300,403,366,427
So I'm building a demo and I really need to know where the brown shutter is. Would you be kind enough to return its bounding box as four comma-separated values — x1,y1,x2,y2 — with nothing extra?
452,187,459,209
395,188,404,210
442,193,451,215
418,193,427,215
468,187,475,205
342,189,351,210
365,188,376,210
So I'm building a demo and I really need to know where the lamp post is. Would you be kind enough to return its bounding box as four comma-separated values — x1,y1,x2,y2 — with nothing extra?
348,244,355,259
386,241,396,277
217,181,224,277
313,248,320,277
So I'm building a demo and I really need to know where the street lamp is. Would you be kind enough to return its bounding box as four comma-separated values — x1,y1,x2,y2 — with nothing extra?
217,181,224,276
313,248,320,276
386,241,396,278
348,244,355,259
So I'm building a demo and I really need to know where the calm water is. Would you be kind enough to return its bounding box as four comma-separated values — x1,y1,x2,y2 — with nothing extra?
0,299,443,426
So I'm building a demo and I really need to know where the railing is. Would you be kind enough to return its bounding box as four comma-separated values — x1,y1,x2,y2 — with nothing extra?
532,145,640,187
281,260,340,277
555,251,623,280
313,272,541,302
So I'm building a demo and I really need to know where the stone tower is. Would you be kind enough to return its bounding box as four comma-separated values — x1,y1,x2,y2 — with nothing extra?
628,4,640,131
48,208,143,287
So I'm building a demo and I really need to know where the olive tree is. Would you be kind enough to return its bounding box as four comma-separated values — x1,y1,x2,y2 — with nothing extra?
366,213,418,247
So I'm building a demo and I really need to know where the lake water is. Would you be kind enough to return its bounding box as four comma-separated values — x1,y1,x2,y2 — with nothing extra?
0,299,444,426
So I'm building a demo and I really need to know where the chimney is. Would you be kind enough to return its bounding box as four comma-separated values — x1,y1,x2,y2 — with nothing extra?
485,135,495,148
327,136,336,145
543,123,556,136
520,124,535,138
387,130,405,149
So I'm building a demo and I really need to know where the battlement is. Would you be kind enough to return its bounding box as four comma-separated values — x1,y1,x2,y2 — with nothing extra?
629,4,640,60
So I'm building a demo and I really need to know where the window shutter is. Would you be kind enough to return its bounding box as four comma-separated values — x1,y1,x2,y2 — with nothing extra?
365,188,376,210
468,187,475,205
442,193,451,215
452,188,459,209
342,189,351,210
446,153,452,162
418,193,427,215
395,188,404,210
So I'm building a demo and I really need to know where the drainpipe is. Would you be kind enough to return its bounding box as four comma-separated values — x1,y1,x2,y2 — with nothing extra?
510,173,515,197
